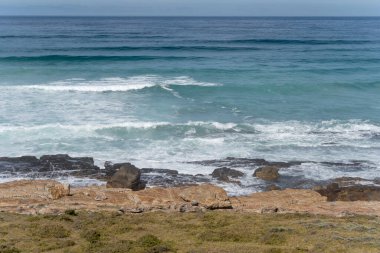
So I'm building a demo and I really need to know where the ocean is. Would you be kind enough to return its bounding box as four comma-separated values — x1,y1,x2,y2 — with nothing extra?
0,17,379,194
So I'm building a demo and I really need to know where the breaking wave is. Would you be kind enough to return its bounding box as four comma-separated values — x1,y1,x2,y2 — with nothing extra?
4,76,220,92
1,120,379,145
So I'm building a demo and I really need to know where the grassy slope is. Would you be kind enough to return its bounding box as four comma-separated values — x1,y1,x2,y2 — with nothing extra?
0,211,379,253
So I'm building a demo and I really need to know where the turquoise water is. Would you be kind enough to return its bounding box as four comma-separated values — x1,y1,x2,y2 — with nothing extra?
0,17,379,192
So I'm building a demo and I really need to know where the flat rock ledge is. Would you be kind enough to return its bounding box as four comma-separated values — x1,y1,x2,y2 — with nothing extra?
0,180,379,217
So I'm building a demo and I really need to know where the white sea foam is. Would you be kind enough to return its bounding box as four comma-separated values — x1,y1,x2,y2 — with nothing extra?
1,119,380,189
0,121,240,133
6,75,220,93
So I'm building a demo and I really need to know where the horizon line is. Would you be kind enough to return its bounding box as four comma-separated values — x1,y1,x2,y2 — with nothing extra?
1,15,380,18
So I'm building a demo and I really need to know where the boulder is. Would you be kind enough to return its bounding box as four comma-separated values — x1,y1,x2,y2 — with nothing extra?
178,184,232,209
211,167,244,182
106,163,145,190
46,182,71,200
253,166,280,181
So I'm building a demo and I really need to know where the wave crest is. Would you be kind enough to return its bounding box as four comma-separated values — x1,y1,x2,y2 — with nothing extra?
6,75,220,92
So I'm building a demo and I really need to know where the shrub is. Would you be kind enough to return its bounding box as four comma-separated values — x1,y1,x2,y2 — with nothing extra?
0,245,21,253
31,224,70,238
81,229,101,244
137,234,161,247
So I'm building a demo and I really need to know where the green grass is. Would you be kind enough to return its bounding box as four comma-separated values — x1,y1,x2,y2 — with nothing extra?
0,211,379,253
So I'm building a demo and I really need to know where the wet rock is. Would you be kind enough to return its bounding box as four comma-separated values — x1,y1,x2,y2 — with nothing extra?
0,156,41,173
106,163,145,190
104,161,119,177
39,154,99,173
332,177,373,187
0,156,39,164
141,168,179,175
265,184,281,191
253,166,280,181
0,154,101,179
211,167,244,182
191,157,301,169
141,171,210,188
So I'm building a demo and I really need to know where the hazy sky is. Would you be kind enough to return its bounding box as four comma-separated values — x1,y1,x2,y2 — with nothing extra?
1,0,380,16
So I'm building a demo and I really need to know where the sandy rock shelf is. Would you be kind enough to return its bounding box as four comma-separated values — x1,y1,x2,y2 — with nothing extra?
0,180,379,217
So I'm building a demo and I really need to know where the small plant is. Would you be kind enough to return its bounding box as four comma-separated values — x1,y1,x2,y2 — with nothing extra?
137,234,161,247
64,209,77,216
81,229,101,244
0,245,21,253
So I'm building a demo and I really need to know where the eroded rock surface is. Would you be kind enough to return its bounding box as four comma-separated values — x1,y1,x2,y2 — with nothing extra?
0,180,379,217
231,189,380,216
0,180,231,214
314,177,380,201
0,180,70,200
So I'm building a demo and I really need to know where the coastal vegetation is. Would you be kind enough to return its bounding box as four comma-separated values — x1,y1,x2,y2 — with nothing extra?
0,211,379,253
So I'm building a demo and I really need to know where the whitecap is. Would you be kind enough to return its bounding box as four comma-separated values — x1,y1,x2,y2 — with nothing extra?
5,75,221,93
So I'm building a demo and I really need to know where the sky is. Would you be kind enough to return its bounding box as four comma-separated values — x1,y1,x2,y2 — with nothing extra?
0,0,380,16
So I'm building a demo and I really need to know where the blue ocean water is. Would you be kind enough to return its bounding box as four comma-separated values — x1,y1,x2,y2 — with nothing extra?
0,17,379,193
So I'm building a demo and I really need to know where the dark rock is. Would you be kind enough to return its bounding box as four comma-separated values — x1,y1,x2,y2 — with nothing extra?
315,182,380,201
106,163,145,190
253,166,280,181
211,167,244,182
141,171,210,188
0,154,100,179
265,184,281,191
0,156,39,164
104,161,118,177
40,154,97,171
191,201,199,206
190,157,302,170
141,168,179,175
332,177,373,187
104,161,147,178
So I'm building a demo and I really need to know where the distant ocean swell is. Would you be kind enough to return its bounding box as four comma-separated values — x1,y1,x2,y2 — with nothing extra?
1,35,377,44
0,55,205,62
1,120,379,145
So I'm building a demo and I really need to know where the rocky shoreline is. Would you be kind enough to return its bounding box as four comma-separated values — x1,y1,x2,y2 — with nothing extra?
1,154,379,198
0,154,380,217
